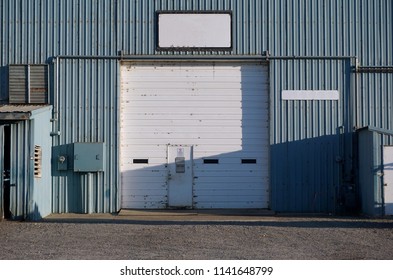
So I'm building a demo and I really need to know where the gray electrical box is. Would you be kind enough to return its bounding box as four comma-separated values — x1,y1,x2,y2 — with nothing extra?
73,142,105,172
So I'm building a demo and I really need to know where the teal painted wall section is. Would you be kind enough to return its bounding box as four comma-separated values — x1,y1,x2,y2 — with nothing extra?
357,128,392,216
29,107,53,220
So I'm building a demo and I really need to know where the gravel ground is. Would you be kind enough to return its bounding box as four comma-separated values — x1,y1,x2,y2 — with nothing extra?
0,213,392,260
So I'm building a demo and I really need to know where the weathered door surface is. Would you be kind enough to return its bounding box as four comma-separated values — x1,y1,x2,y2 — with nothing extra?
383,146,393,215
167,145,193,207
120,62,269,209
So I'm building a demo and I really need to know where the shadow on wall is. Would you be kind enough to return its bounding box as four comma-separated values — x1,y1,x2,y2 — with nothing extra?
52,144,107,214
119,133,350,213
0,66,8,104
270,135,342,213
28,203,42,221
121,148,269,210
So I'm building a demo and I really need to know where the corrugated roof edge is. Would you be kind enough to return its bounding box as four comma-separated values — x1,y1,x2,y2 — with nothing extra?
357,126,393,137
0,105,52,120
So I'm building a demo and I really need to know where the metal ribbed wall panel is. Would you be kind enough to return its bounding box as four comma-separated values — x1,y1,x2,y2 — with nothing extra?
356,73,393,129
119,0,269,55
0,125,3,219
0,0,117,62
270,59,349,212
51,59,119,214
9,121,30,219
30,106,53,220
0,0,392,214
276,0,393,63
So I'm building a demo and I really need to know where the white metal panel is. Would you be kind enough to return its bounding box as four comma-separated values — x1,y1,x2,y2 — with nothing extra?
167,145,193,207
383,146,393,215
282,90,339,100
158,13,231,48
120,62,269,209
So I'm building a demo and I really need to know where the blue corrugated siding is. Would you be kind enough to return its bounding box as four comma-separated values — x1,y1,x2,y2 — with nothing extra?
0,125,3,219
119,0,269,55
270,60,349,212
0,1,119,214
51,59,119,213
0,0,117,60
0,0,392,213
9,121,30,219
30,107,53,220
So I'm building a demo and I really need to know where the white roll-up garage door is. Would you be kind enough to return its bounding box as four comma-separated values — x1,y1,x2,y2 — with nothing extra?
120,62,269,209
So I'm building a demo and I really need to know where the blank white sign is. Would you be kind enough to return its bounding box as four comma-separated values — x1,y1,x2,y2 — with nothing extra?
282,90,340,100
158,13,231,48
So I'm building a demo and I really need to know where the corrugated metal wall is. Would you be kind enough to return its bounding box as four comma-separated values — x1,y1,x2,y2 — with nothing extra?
0,125,3,219
118,0,269,55
0,0,119,214
0,0,392,213
9,121,31,219
51,59,119,213
270,59,349,212
30,107,53,220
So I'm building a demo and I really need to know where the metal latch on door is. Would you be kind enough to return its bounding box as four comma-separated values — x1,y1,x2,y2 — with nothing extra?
175,157,185,173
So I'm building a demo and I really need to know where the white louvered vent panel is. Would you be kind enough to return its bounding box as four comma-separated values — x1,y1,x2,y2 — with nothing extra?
34,145,42,178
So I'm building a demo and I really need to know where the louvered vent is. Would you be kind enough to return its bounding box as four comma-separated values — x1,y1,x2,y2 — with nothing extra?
9,65,48,104
9,65,27,103
34,145,42,178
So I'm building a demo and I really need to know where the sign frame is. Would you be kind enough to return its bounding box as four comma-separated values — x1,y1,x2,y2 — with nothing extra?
156,11,233,51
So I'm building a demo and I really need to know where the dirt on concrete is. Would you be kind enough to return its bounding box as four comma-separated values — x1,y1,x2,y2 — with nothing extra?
0,211,392,260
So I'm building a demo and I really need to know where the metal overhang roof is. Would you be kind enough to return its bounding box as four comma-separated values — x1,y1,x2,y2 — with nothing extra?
0,104,52,121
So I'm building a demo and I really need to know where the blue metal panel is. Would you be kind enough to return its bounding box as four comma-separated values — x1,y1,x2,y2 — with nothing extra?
270,59,349,212
51,59,119,214
0,0,117,63
119,0,269,56
5,107,52,220
0,125,3,219
29,106,52,220
73,142,105,172
356,72,393,130
357,129,376,215
9,121,30,219
357,127,393,216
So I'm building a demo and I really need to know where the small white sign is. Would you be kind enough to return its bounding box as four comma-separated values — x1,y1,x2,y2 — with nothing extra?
158,13,231,48
282,90,339,100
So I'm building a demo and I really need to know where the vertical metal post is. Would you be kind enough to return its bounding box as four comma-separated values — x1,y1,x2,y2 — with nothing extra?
88,173,93,214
